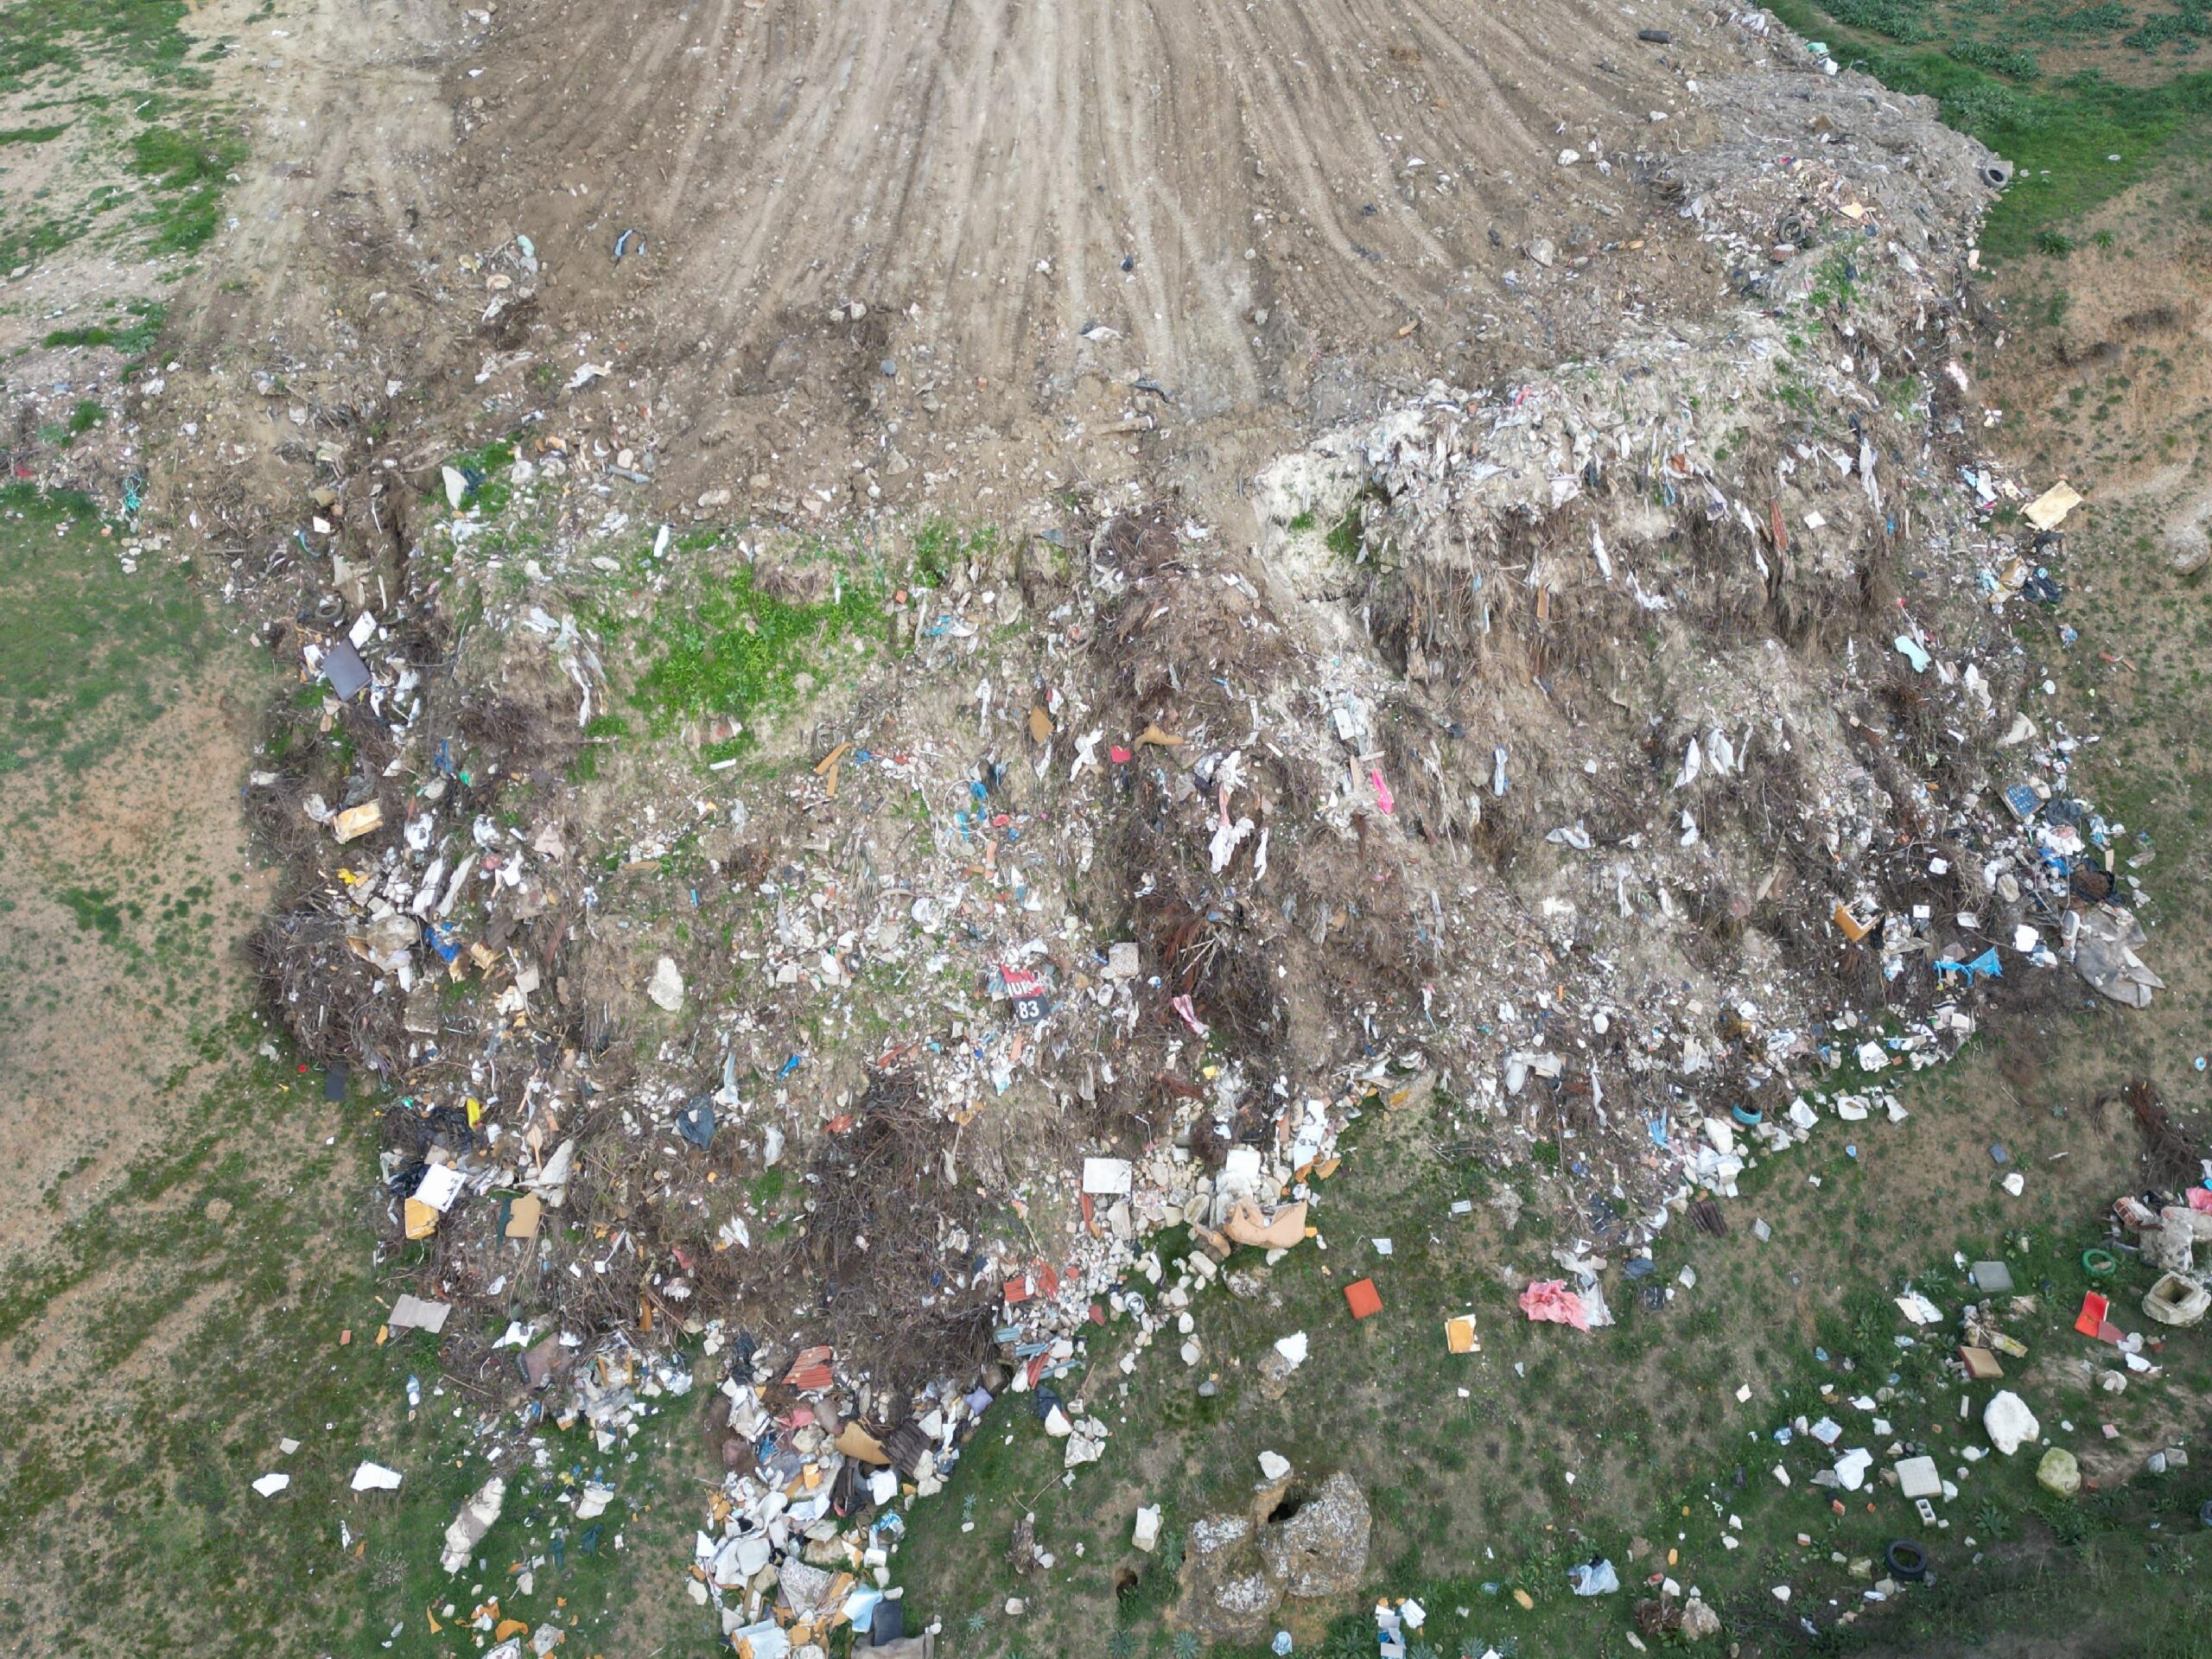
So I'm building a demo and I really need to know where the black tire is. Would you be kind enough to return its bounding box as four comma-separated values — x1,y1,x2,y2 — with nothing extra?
1886,1540,1929,1582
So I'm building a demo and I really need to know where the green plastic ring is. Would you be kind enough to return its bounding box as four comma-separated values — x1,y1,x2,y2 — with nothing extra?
2082,1249,2119,1278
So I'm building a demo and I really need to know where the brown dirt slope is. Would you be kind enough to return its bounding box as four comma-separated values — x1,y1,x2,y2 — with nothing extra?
162,0,1773,524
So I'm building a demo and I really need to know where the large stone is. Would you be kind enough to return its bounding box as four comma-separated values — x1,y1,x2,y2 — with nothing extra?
1176,1471,1371,1641
1261,1471,1370,1599
1132,1505,1161,1553
1175,1512,1285,1642
1255,1341,1305,1399
1983,1390,2039,1456
2037,1446,2082,1497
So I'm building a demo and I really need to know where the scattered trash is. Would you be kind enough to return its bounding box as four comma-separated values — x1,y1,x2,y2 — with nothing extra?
646,956,684,1013
1519,1280,1592,1332
1567,1558,1620,1596
2021,480,2082,532
350,1460,404,1492
387,1293,452,1335
440,1477,507,1573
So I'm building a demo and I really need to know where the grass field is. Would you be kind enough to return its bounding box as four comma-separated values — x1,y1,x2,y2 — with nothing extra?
1764,0,2212,258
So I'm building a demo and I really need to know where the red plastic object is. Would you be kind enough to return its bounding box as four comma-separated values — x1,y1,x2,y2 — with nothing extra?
2075,1291,2110,1338
1344,1278,1382,1320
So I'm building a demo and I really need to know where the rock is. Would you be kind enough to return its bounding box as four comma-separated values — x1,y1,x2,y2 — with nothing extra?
1834,1447,1872,1491
2037,1446,2081,1497
1176,1513,1285,1642
1132,1504,1161,1553
647,955,684,1012
1528,237,1557,268
1983,1389,2039,1456
1681,1595,1721,1640
1261,1471,1370,1599
1249,1468,1293,1529
1064,1416,1109,1468
1179,1471,1370,1639
1257,1450,1293,1484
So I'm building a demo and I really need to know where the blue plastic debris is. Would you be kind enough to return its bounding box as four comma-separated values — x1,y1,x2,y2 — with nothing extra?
1936,946,2002,984
677,1096,716,1148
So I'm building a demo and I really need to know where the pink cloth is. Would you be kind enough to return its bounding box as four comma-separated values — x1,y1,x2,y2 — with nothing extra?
2188,1187,2212,1215
1370,767,1395,815
1520,1279,1590,1332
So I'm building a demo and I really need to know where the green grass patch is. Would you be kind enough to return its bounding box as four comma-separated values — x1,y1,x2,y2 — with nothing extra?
0,0,196,93
0,482,211,776
0,1,238,259
2125,0,2212,52
1772,0,2212,256
612,561,884,751
128,118,245,253
41,299,165,355
909,517,997,588
432,437,518,518
1325,505,1363,560
56,882,127,941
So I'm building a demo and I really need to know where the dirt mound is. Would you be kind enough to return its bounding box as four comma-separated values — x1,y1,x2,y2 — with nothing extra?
172,0,2063,1429
105,0,2177,1641
152,0,1873,538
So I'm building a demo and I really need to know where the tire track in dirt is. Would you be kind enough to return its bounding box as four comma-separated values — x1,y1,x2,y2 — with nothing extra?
416,0,1699,428
169,0,448,366
159,0,1760,544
